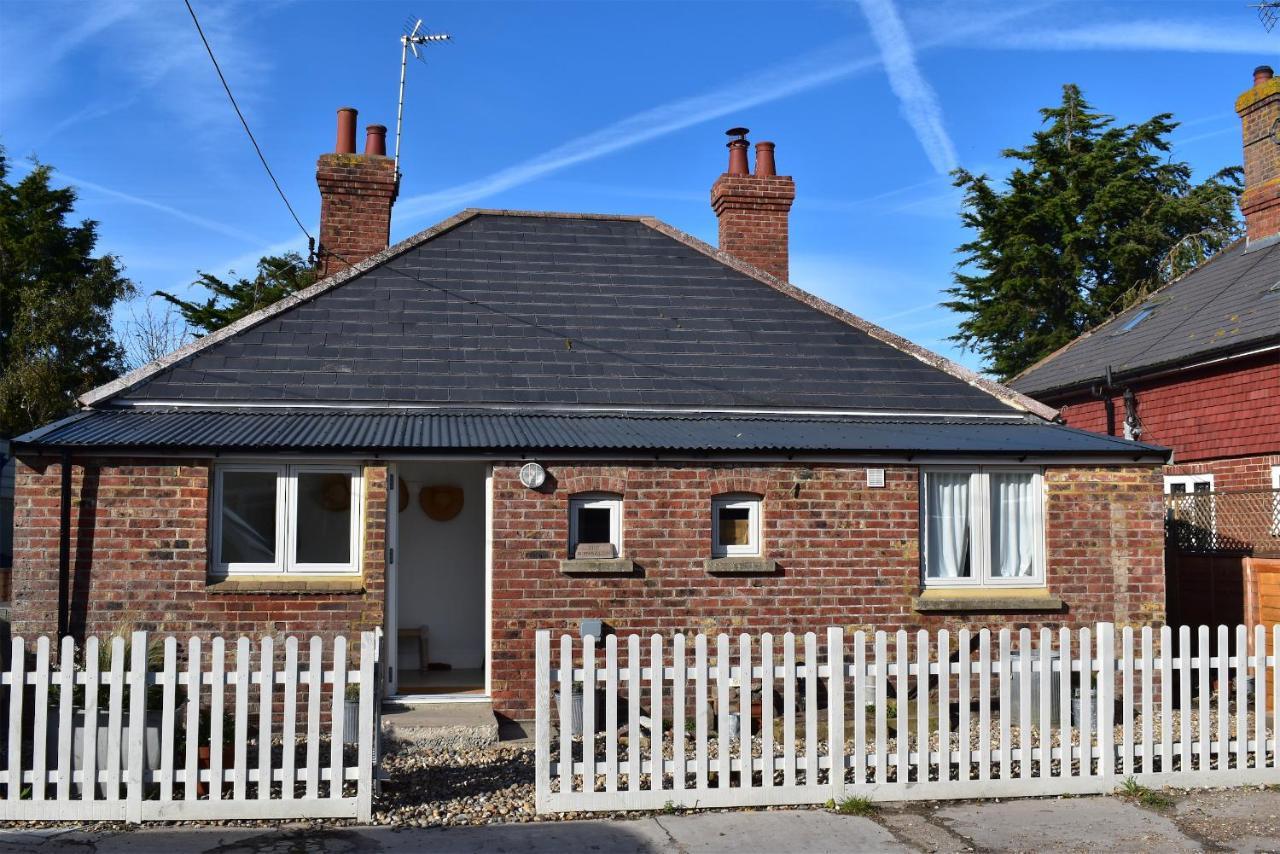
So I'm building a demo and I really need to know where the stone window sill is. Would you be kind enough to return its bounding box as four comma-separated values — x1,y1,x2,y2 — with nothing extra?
912,588,1064,613
206,576,366,595
559,558,638,575
705,557,780,575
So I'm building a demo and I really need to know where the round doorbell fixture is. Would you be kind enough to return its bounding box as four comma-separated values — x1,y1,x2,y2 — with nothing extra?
519,462,547,490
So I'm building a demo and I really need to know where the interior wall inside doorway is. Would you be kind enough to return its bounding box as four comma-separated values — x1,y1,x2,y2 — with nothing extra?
396,462,486,670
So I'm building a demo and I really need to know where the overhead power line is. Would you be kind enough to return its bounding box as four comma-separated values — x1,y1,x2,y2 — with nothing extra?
183,0,313,249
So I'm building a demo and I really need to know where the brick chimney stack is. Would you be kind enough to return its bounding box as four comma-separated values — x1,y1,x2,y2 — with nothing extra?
711,128,796,281
1237,65,1280,245
316,107,398,277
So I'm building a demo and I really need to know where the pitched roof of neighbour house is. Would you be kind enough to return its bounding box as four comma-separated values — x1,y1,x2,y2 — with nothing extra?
15,210,1168,458
15,408,1168,458
1010,239,1280,398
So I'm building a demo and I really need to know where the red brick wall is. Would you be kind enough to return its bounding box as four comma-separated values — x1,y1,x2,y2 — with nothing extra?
711,173,795,282
316,152,397,277
489,462,1164,718
9,457,387,645
1237,74,1280,244
1052,353,1280,470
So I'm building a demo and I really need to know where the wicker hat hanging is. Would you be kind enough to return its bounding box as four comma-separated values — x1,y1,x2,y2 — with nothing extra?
398,483,411,513
318,473,352,512
419,484,464,522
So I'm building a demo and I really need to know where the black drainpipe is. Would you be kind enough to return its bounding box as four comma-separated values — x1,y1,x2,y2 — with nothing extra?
57,449,72,639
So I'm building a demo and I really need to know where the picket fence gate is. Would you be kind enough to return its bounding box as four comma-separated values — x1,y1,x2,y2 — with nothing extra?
534,623,1280,813
0,631,379,823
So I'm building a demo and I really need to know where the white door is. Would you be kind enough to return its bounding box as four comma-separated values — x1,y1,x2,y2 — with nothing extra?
385,463,400,696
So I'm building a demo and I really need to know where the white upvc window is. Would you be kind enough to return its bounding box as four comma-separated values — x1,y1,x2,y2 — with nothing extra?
569,493,622,559
711,494,762,558
1164,473,1214,494
922,467,1045,588
212,463,363,576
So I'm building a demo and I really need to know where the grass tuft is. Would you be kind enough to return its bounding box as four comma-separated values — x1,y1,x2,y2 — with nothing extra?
829,795,877,816
1117,776,1175,810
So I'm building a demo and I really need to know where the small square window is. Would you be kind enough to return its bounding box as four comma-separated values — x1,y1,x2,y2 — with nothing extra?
569,494,622,559
712,495,761,558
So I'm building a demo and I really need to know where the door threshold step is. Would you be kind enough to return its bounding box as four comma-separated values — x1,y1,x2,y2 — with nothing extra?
381,700,498,751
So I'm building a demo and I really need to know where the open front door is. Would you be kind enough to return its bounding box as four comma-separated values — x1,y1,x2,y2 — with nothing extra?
384,463,400,697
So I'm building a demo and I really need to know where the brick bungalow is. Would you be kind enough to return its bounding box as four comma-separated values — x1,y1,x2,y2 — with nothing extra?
10,110,1168,720
1010,66,1280,634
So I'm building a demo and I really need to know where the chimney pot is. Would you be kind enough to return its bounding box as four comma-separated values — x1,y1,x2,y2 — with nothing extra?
725,127,750,176
335,107,358,154
1237,63,1280,244
754,141,776,177
365,124,388,156
711,129,795,281
318,108,397,277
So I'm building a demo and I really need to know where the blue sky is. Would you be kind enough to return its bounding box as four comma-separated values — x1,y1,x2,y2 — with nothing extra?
0,0,1269,374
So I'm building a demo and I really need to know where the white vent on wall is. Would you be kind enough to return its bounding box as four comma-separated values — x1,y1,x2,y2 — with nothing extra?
867,468,885,488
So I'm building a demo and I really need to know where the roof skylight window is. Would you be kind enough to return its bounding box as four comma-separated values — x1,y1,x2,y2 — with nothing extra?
1120,307,1154,332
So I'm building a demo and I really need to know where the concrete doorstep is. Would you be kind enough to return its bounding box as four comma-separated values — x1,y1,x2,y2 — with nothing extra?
2,787,1279,853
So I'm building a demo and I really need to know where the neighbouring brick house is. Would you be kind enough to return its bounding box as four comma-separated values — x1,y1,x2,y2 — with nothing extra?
10,108,1169,720
1011,66,1280,634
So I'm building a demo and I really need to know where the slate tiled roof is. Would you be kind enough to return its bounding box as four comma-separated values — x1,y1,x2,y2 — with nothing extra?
1011,239,1280,397
13,408,1169,458
112,213,1021,414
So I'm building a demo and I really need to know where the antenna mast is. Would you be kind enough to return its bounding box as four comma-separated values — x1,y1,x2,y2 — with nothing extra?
396,17,450,179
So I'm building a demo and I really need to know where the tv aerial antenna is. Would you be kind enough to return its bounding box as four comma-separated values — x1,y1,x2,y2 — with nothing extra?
1256,1,1280,31
396,16,451,179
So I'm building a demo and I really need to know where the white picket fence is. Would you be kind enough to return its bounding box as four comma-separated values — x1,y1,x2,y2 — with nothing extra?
0,631,379,822
535,624,1280,813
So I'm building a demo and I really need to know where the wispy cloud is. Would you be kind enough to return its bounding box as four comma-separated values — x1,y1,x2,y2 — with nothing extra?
854,0,957,175
65,172,264,245
396,40,884,223
0,1,142,107
9,0,273,139
398,4,1041,224
989,20,1272,54
7,160,262,245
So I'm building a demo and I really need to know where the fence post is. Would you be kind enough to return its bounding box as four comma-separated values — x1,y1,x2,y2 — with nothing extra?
357,631,376,823
126,631,147,823
1096,623,1115,782
827,627,844,800
534,630,550,813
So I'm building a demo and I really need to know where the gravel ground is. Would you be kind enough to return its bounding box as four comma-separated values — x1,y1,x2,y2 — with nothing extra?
0,709,1272,833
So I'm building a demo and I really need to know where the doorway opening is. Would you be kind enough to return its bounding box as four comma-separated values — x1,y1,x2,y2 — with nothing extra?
389,461,488,700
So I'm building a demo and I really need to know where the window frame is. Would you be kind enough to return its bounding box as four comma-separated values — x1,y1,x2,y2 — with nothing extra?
568,492,623,559
711,494,762,558
211,463,363,577
286,464,364,575
1163,473,1214,494
920,466,1046,590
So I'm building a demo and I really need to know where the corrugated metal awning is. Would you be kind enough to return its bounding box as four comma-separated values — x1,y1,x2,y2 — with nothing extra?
12,408,1170,458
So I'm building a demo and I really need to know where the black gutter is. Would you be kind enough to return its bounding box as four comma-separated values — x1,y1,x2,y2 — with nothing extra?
57,449,71,639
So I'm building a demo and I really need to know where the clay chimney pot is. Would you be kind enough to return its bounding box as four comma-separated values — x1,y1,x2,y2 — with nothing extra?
365,124,388,157
335,107,358,154
754,141,777,177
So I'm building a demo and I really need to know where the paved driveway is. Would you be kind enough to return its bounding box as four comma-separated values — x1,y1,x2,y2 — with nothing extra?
2,787,1277,853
